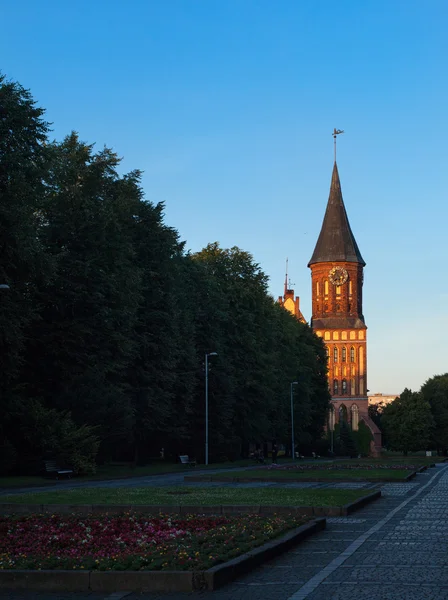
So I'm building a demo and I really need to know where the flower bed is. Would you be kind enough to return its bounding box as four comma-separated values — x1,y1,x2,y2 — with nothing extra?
0,512,308,572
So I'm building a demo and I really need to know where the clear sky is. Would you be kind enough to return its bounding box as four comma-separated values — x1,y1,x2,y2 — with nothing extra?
2,0,447,395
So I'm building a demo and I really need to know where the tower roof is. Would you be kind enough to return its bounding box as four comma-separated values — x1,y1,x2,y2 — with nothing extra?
308,162,365,267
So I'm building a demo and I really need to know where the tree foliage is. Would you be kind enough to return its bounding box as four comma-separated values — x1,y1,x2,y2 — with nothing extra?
0,75,331,473
420,374,448,454
381,389,434,455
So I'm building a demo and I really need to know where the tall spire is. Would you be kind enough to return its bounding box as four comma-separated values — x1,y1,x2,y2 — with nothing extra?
284,258,288,296
308,162,365,266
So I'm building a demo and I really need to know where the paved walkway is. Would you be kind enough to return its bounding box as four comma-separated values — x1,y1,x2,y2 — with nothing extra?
3,464,448,600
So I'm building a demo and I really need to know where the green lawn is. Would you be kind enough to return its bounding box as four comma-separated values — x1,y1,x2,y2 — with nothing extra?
0,458,296,489
207,468,411,480
0,486,371,507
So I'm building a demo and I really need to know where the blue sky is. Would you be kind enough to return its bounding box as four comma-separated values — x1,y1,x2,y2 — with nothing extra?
2,0,447,394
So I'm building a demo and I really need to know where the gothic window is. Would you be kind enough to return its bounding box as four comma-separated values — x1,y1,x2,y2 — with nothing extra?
326,346,330,358
349,281,352,296
351,378,355,394
316,282,320,296
342,347,346,362
333,347,338,362
350,347,355,362
339,404,347,422
333,379,339,394
336,285,341,296
342,379,347,394
351,404,359,431
324,280,329,295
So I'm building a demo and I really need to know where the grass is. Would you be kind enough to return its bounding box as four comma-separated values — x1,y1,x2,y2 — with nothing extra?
0,486,372,507
207,468,411,480
0,459,295,489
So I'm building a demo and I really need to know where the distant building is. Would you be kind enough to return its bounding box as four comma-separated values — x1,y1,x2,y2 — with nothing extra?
368,393,398,407
277,269,306,323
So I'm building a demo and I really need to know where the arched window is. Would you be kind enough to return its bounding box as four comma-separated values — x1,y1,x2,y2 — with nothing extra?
342,379,347,394
328,405,335,431
324,280,329,295
342,347,346,362
333,379,339,394
351,404,359,431
326,346,330,358
333,347,338,362
350,347,355,362
339,404,347,422
316,282,320,296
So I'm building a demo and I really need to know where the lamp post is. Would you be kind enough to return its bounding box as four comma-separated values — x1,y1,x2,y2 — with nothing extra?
329,407,335,454
205,352,218,466
290,381,298,461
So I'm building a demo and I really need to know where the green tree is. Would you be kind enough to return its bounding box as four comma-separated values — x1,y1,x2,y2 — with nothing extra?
382,389,434,455
23,134,142,459
0,75,51,468
339,421,357,457
420,374,448,455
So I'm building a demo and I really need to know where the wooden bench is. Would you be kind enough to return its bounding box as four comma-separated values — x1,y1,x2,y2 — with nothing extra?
43,460,73,479
179,455,196,467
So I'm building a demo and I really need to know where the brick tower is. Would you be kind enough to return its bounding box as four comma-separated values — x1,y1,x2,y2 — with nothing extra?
308,161,381,453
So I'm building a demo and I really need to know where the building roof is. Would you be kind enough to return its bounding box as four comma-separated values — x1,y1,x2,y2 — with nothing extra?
308,162,365,267
312,316,366,329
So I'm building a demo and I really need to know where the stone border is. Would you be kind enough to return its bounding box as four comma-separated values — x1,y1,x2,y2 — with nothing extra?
186,471,419,483
0,491,380,518
0,518,325,592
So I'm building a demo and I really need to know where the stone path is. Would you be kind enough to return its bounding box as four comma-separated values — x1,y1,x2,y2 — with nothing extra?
2,464,448,600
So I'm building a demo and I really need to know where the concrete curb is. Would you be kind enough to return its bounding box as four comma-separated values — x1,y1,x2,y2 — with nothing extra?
343,490,381,514
0,491,381,517
186,473,418,483
0,519,326,592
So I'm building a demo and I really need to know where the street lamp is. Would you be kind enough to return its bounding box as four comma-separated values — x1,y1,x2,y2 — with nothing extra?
290,381,298,461
329,407,335,454
205,352,218,466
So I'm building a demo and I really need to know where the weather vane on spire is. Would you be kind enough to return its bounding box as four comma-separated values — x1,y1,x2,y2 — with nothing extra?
332,128,344,162
284,258,295,295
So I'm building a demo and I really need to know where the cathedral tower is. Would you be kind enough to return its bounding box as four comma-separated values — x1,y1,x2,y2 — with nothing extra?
309,160,381,452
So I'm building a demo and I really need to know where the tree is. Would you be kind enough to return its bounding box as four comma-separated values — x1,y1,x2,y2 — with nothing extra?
420,374,448,455
339,421,357,457
23,134,142,460
381,389,434,455
0,75,51,469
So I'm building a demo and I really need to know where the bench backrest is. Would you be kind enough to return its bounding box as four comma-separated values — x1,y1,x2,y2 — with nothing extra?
44,460,58,471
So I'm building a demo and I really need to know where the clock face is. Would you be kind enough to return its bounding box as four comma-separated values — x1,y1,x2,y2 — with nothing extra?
329,266,348,286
